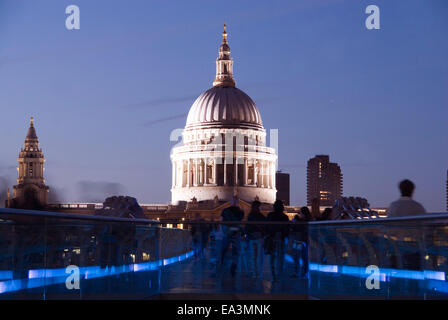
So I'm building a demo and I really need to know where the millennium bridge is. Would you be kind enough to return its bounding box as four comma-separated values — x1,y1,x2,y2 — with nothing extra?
0,208,447,299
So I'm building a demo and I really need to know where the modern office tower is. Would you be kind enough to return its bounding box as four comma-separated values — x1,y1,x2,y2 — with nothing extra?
307,155,342,207
276,171,290,205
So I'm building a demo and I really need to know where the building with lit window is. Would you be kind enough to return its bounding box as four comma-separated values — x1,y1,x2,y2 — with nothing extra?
307,155,342,207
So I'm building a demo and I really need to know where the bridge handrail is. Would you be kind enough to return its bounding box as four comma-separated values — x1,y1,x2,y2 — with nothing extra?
1,208,447,226
308,212,448,226
0,208,160,225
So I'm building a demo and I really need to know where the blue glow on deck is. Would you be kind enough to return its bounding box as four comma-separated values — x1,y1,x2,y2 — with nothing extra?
306,263,446,282
0,250,194,295
284,254,447,292
0,271,13,280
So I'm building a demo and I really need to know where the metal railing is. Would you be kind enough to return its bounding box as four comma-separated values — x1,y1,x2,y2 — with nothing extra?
0,208,447,299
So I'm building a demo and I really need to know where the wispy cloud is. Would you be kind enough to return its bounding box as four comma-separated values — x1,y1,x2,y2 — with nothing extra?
279,162,376,170
75,180,126,203
279,164,306,169
120,96,197,110
142,113,187,127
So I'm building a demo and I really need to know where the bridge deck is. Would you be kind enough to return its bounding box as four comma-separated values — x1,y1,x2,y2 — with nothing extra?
160,250,310,299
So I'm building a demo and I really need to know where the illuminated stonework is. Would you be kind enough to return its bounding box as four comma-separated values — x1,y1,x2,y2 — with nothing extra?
9,117,49,208
171,25,277,204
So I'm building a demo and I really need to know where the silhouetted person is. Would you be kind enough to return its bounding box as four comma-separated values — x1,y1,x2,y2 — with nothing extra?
220,196,244,277
266,200,290,282
387,179,426,217
245,200,266,278
191,213,205,259
319,208,332,221
291,209,310,278
311,198,320,219
300,206,314,221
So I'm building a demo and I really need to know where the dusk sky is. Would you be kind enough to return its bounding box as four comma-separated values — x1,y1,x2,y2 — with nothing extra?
0,0,447,211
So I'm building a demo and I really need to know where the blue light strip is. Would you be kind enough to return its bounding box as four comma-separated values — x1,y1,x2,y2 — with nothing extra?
0,271,13,280
0,250,194,295
289,262,447,293
306,262,446,282
285,254,447,292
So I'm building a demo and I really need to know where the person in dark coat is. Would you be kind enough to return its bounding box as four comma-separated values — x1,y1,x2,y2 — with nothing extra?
220,196,244,277
245,200,266,278
300,206,314,221
265,200,290,282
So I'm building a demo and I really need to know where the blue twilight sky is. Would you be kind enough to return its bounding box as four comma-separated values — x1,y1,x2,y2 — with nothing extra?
0,0,447,210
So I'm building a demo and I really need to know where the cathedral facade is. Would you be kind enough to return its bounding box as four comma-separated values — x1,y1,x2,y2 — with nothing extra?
7,117,49,209
170,25,277,204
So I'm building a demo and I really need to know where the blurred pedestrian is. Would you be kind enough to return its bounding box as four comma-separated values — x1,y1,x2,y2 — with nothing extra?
245,200,266,278
266,200,290,282
220,196,244,277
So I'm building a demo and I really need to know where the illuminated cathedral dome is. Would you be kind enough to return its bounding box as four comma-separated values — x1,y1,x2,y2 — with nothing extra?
186,86,263,130
171,25,277,205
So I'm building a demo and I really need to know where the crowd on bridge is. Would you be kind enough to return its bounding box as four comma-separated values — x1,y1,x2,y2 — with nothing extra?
190,179,428,281
191,197,313,282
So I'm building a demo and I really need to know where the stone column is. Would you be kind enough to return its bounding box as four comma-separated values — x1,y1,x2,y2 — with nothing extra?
187,159,191,187
174,161,178,187
254,160,258,186
223,158,227,186
267,162,271,188
264,161,268,188
214,158,218,185
199,159,203,185
181,160,185,187
198,159,202,185
179,161,183,187
194,159,199,186
172,161,176,188
264,161,267,188
234,157,238,186
243,158,247,186
204,158,208,185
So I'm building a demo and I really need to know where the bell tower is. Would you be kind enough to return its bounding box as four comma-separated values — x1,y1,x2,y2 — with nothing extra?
9,117,49,209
